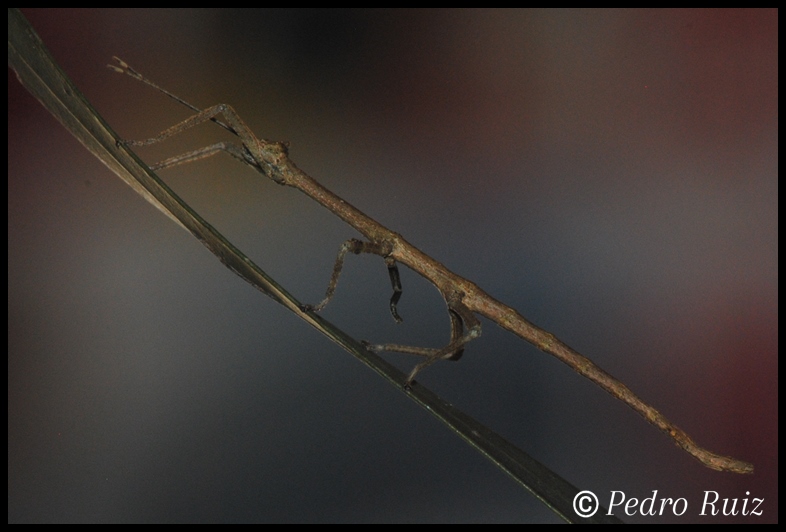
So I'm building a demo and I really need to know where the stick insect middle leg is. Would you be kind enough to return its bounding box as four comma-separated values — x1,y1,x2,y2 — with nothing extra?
112,57,484,386
306,242,482,384
302,238,403,323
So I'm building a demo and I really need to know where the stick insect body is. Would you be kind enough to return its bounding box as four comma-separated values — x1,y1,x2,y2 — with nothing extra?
109,58,752,475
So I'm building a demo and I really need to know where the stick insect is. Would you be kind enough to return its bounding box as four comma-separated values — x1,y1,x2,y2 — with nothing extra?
108,58,752,475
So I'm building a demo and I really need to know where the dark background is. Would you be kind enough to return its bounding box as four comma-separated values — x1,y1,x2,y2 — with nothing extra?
9,9,777,523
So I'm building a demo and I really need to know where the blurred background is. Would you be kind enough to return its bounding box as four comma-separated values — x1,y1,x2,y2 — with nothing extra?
9,9,777,523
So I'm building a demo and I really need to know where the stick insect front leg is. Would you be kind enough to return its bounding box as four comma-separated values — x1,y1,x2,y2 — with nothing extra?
119,102,290,186
110,58,479,385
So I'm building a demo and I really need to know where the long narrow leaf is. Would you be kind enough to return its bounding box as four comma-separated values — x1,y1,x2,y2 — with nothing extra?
8,8,622,523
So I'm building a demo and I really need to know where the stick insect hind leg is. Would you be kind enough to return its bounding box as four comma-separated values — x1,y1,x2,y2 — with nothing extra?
373,291,482,386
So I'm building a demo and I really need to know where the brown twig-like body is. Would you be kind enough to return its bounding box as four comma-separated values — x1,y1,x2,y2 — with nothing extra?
109,58,753,475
